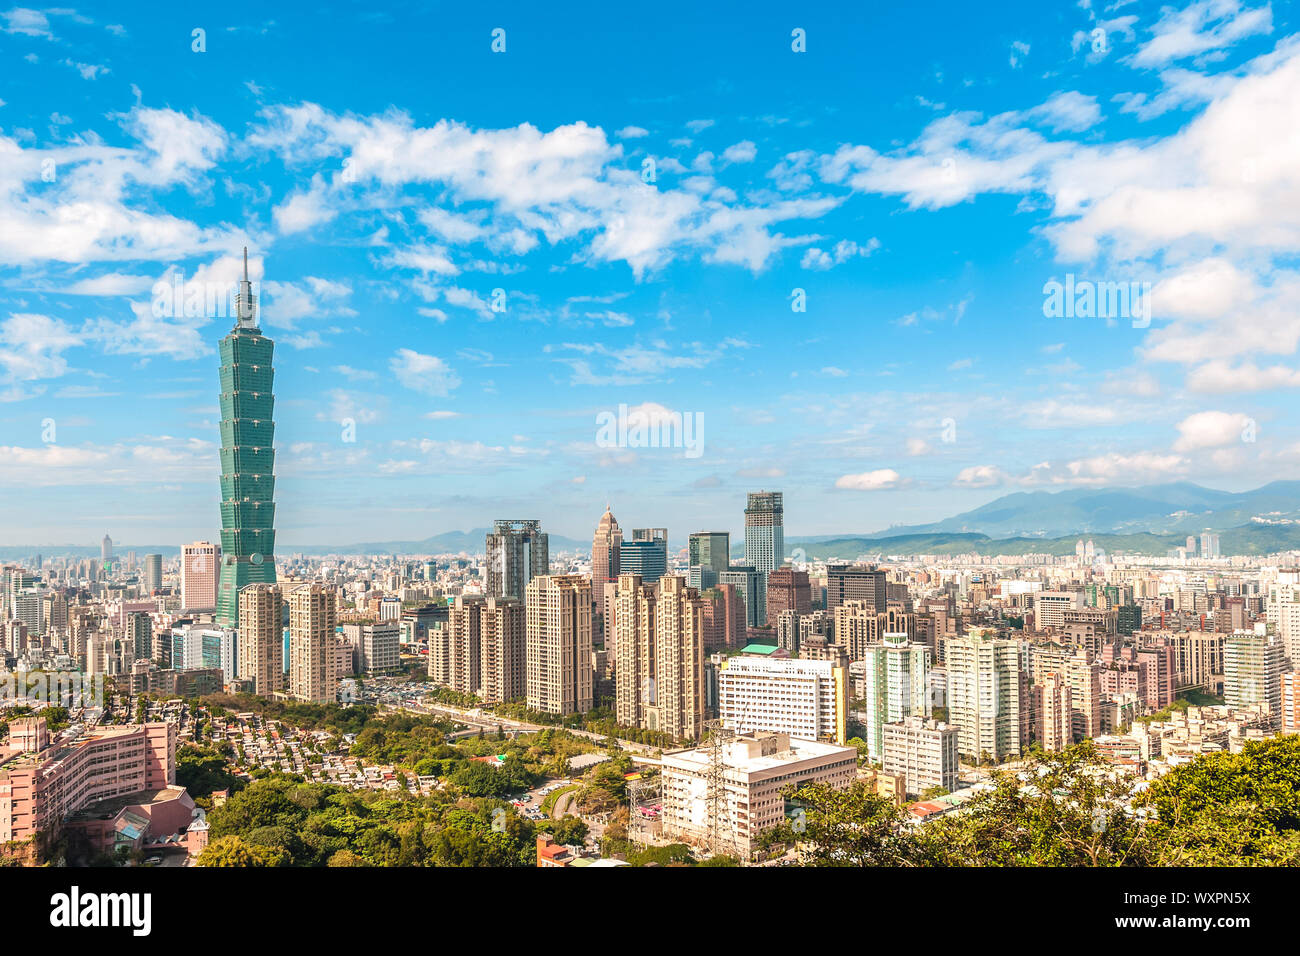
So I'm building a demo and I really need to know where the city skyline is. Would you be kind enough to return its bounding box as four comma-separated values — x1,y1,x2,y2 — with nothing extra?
2,0,1299,545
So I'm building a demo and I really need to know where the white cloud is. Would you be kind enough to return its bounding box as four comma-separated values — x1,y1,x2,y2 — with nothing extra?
835,468,903,490
954,464,1006,487
389,348,460,396
1172,410,1254,450
722,140,757,164
1131,0,1272,67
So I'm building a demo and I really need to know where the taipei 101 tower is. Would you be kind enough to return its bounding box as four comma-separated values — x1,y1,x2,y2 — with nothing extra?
216,249,278,626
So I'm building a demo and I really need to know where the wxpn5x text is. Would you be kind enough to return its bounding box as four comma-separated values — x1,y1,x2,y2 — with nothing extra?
1126,892,1251,907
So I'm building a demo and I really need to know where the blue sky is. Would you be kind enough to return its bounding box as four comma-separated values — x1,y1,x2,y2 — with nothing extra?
1,0,1298,548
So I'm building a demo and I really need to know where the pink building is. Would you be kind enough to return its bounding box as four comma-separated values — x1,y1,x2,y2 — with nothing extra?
181,541,221,612
0,719,176,853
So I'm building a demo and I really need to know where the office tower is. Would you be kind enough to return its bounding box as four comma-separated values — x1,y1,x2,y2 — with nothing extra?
719,564,764,628
125,611,152,661
478,597,525,704
525,574,592,715
591,506,623,599
1116,604,1143,636
344,621,401,677
486,519,549,599
620,528,668,585
743,491,783,573
826,563,886,612
1031,672,1073,751
288,582,340,704
1223,631,1284,717
11,592,43,639
181,542,221,611
449,594,486,695
881,717,960,797
216,251,278,626
238,583,284,696
945,627,1023,762
687,565,719,590
766,565,811,622
1033,590,1083,629
1201,532,1221,559
171,624,238,679
1282,672,1300,734
718,655,847,744
688,531,729,577
101,533,112,564
700,584,746,651
142,554,163,594
860,633,931,762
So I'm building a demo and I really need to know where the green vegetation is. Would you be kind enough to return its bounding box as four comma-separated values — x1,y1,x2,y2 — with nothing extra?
200,693,377,735
176,743,241,801
198,775,538,867
765,737,1300,866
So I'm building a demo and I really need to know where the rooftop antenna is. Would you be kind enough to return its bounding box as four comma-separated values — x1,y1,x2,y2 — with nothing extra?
235,246,257,328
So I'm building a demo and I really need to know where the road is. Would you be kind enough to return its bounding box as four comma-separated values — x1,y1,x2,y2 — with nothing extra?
381,698,663,756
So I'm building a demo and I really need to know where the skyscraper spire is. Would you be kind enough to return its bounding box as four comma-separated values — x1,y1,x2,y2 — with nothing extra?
235,246,257,328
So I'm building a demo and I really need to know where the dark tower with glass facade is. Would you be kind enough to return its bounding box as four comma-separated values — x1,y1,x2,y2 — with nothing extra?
216,249,277,626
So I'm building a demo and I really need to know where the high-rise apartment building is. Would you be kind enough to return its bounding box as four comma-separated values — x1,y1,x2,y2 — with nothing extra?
945,627,1024,761
449,594,485,696
1224,630,1284,718
181,541,221,612
216,253,278,626
1031,672,1073,751
718,655,847,744
860,633,931,762
478,597,525,705
613,574,655,727
881,716,960,797
1282,671,1300,734
612,575,706,739
288,583,340,704
237,583,284,697
525,574,592,715
486,519,549,599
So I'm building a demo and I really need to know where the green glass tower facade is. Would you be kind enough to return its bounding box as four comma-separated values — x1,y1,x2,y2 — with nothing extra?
216,251,277,626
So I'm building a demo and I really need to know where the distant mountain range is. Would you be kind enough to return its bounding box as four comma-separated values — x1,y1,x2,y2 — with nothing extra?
783,480,1300,559
860,480,1300,538
8,482,1300,562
